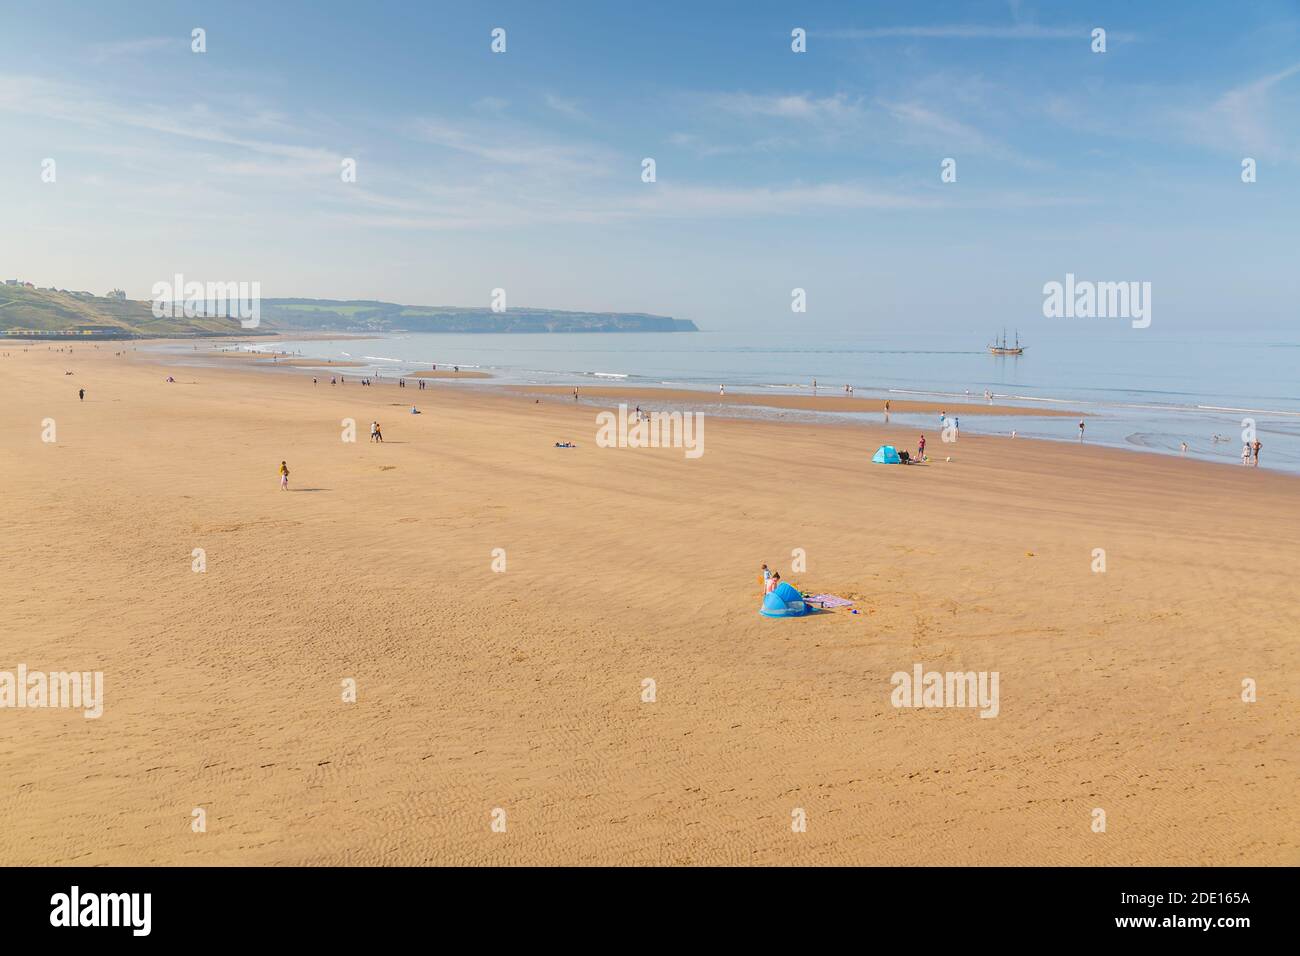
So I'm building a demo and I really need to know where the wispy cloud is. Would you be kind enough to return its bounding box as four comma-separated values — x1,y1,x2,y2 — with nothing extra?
0,69,1081,240
0,74,342,173
1178,62,1300,161
816,24,1135,41
710,92,862,123
879,100,1046,169
543,93,587,121
326,174,1089,232
475,96,510,114
87,36,176,63
668,130,800,157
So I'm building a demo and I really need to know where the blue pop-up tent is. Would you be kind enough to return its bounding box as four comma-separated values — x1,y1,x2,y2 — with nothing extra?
761,581,808,617
872,444,901,464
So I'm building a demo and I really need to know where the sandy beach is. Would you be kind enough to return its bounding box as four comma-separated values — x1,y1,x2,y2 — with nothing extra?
514,384,1073,417
1,344,1295,866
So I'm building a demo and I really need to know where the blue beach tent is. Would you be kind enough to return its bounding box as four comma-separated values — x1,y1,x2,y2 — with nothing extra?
761,581,809,618
872,444,902,464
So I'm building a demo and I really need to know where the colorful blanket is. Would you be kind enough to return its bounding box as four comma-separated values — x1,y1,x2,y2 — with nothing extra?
804,593,855,609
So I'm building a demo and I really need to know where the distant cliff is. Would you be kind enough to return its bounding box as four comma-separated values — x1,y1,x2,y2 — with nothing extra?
0,286,697,337
260,299,698,333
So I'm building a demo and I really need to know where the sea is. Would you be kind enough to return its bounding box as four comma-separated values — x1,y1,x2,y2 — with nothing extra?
155,325,1300,474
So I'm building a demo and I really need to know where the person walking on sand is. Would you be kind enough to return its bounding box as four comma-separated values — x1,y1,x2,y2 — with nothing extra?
78,388,84,401
279,461,290,491
573,387,579,402
918,434,926,460
374,422,384,442
1252,439,1261,467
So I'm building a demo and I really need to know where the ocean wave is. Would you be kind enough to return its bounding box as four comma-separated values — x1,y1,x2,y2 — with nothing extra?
1197,404,1300,417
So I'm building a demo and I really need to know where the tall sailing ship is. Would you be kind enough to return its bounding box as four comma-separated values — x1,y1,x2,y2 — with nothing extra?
988,329,1025,355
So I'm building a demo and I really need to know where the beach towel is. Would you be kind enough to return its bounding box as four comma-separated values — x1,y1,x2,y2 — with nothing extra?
804,594,854,609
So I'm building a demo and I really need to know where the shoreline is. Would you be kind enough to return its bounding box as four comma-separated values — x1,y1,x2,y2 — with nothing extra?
142,342,1292,476
508,384,1074,418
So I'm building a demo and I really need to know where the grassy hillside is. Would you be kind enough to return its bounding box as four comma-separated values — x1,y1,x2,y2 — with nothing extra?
0,285,250,337
0,286,698,337
260,299,698,333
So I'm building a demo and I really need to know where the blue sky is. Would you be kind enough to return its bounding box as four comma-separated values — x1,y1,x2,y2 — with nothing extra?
1,0,1297,332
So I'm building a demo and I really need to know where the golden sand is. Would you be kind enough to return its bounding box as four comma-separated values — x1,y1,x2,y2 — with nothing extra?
0,345,1295,865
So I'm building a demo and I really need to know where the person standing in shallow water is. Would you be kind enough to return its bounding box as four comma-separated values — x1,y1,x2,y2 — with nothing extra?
279,461,290,491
